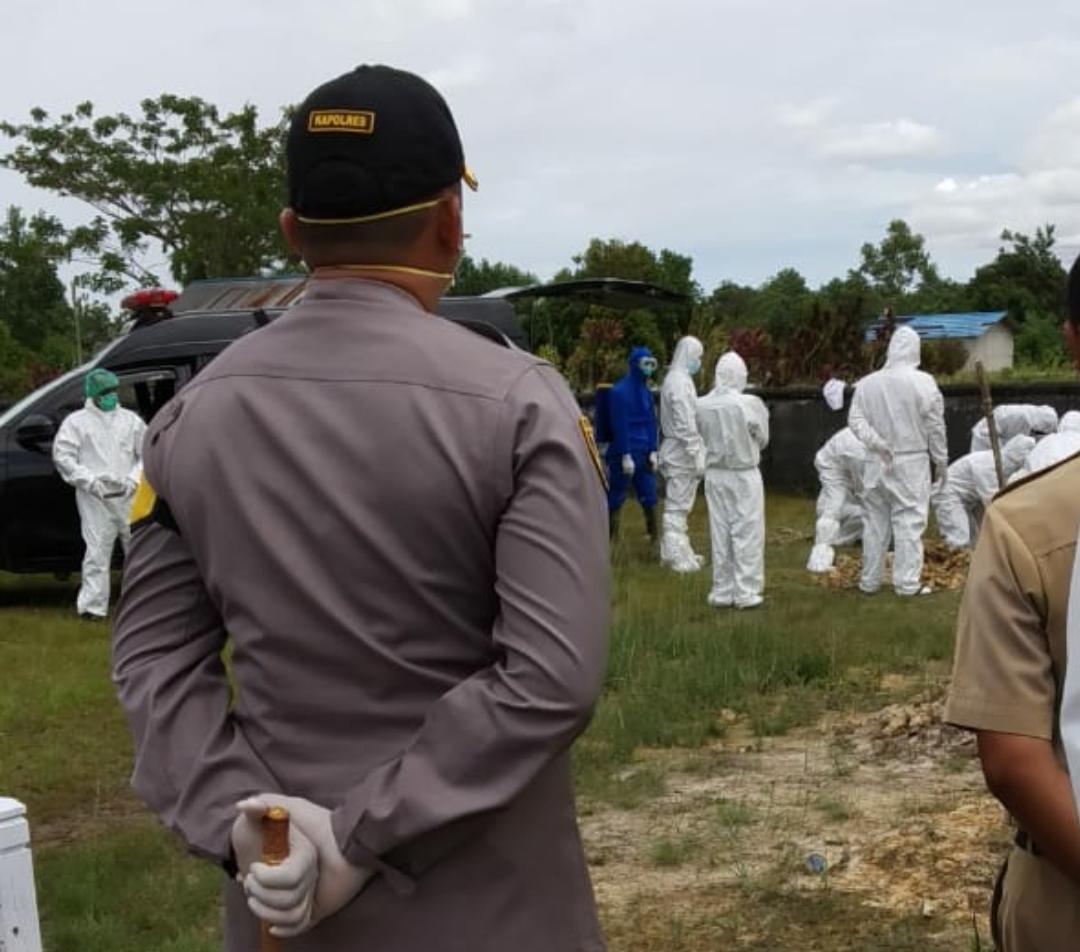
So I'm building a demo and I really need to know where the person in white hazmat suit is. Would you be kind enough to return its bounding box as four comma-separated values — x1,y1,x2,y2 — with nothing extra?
934,434,1036,549
848,326,947,596
969,403,1058,453
52,369,146,619
1010,410,1080,481
659,336,707,573
806,427,867,573
696,352,769,609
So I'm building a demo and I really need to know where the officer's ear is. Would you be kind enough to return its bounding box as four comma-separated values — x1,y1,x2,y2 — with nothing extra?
434,189,464,258
279,208,303,257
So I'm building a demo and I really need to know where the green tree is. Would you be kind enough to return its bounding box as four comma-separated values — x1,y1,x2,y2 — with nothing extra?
752,268,812,340
0,206,72,352
448,254,538,296
968,226,1066,321
1,96,290,285
859,219,938,301
818,272,881,327
705,280,758,328
545,238,697,363
564,238,698,298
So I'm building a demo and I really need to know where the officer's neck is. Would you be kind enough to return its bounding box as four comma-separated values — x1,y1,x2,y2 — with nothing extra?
310,264,450,314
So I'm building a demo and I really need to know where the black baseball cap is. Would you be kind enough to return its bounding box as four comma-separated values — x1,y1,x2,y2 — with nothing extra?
287,65,478,224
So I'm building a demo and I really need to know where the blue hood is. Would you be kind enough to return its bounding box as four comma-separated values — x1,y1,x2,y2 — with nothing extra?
628,345,654,383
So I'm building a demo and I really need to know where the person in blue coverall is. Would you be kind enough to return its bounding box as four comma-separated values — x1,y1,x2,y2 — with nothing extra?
606,346,660,540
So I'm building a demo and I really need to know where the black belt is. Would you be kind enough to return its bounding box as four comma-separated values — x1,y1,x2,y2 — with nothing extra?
1014,830,1043,857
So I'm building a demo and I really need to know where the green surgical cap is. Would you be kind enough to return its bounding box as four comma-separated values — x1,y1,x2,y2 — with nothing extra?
84,368,119,400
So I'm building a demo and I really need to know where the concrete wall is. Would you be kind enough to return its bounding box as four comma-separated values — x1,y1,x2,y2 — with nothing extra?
963,324,1014,373
756,382,1080,493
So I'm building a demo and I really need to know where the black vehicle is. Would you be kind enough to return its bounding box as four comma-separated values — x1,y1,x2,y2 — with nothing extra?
0,275,684,573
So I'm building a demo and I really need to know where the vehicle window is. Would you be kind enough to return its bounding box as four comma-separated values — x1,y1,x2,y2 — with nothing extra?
38,378,87,424
116,369,178,422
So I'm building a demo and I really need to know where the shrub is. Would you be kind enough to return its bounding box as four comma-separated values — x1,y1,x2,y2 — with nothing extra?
920,339,968,376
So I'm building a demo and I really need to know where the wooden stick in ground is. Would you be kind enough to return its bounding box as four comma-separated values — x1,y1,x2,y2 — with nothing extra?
260,807,290,952
975,360,1006,488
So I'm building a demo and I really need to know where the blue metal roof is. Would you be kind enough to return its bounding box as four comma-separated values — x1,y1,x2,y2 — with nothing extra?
864,311,1008,342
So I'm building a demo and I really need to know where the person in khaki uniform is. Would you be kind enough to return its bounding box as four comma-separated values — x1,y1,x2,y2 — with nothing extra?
945,254,1080,951
112,65,610,951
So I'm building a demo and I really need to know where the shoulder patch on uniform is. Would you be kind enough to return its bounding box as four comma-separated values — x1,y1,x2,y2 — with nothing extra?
129,475,180,534
994,448,1080,500
129,474,157,526
579,414,609,491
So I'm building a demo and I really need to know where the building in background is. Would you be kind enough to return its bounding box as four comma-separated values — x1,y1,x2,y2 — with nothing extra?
865,312,1012,372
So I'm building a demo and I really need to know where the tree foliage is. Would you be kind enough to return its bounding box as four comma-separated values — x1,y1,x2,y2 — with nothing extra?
1,96,290,285
858,219,939,302
968,226,1066,321
0,79,1075,402
0,206,126,402
447,254,538,297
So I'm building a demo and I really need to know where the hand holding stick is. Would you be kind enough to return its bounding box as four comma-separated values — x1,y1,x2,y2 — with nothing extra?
260,807,290,952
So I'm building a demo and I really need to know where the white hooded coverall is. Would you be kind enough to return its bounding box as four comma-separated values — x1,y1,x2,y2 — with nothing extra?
659,336,706,572
807,427,867,573
848,327,947,595
52,400,146,616
1010,410,1080,481
696,352,769,608
934,434,1036,549
969,404,1058,453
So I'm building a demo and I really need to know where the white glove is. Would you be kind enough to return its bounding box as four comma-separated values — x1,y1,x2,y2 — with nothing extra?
621,454,635,476
237,794,374,938
124,476,140,496
933,461,948,488
648,452,659,472
693,446,707,478
88,476,109,499
231,800,318,936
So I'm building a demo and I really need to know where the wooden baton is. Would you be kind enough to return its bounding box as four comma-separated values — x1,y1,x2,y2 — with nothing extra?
260,807,290,952
975,361,1006,488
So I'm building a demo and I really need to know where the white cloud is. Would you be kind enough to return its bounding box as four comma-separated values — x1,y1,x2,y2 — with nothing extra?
777,98,838,130
817,119,942,162
2,0,1080,290
423,57,492,91
1024,98,1080,168
779,103,942,164
910,100,1080,260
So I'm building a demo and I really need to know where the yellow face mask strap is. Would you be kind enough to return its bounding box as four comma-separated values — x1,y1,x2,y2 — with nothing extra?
312,264,455,280
296,198,443,226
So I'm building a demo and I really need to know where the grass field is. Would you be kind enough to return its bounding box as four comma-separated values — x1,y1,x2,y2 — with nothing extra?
0,496,990,951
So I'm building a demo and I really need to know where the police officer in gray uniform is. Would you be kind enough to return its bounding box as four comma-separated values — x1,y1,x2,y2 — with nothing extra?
113,65,610,952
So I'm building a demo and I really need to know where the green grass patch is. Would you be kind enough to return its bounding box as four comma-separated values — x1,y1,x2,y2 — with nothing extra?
650,833,703,868
0,495,964,950
713,797,755,830
578,496,960,803
36,822,219,952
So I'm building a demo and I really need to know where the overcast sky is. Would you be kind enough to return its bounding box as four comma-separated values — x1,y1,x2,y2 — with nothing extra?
3,0,1080,293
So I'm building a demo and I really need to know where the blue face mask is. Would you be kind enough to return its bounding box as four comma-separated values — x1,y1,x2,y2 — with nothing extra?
688,360,702,375
639,357,658,377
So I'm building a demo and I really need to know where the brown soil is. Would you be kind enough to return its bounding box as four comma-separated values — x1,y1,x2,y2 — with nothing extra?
582,684,1007,950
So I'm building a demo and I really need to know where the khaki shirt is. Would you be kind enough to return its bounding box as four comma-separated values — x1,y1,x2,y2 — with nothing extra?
112,277,610,952
945,454,1080,748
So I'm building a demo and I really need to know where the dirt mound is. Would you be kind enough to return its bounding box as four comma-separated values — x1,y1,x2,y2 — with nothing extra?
817,542,971,592
583,688,1004,949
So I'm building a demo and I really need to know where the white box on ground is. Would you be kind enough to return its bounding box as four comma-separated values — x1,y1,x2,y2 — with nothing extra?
0,798,43,952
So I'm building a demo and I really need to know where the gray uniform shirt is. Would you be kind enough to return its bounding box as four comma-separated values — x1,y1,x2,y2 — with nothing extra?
112,277,610,952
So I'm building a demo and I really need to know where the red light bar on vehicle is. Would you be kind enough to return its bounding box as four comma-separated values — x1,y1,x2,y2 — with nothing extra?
121,288,179,311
